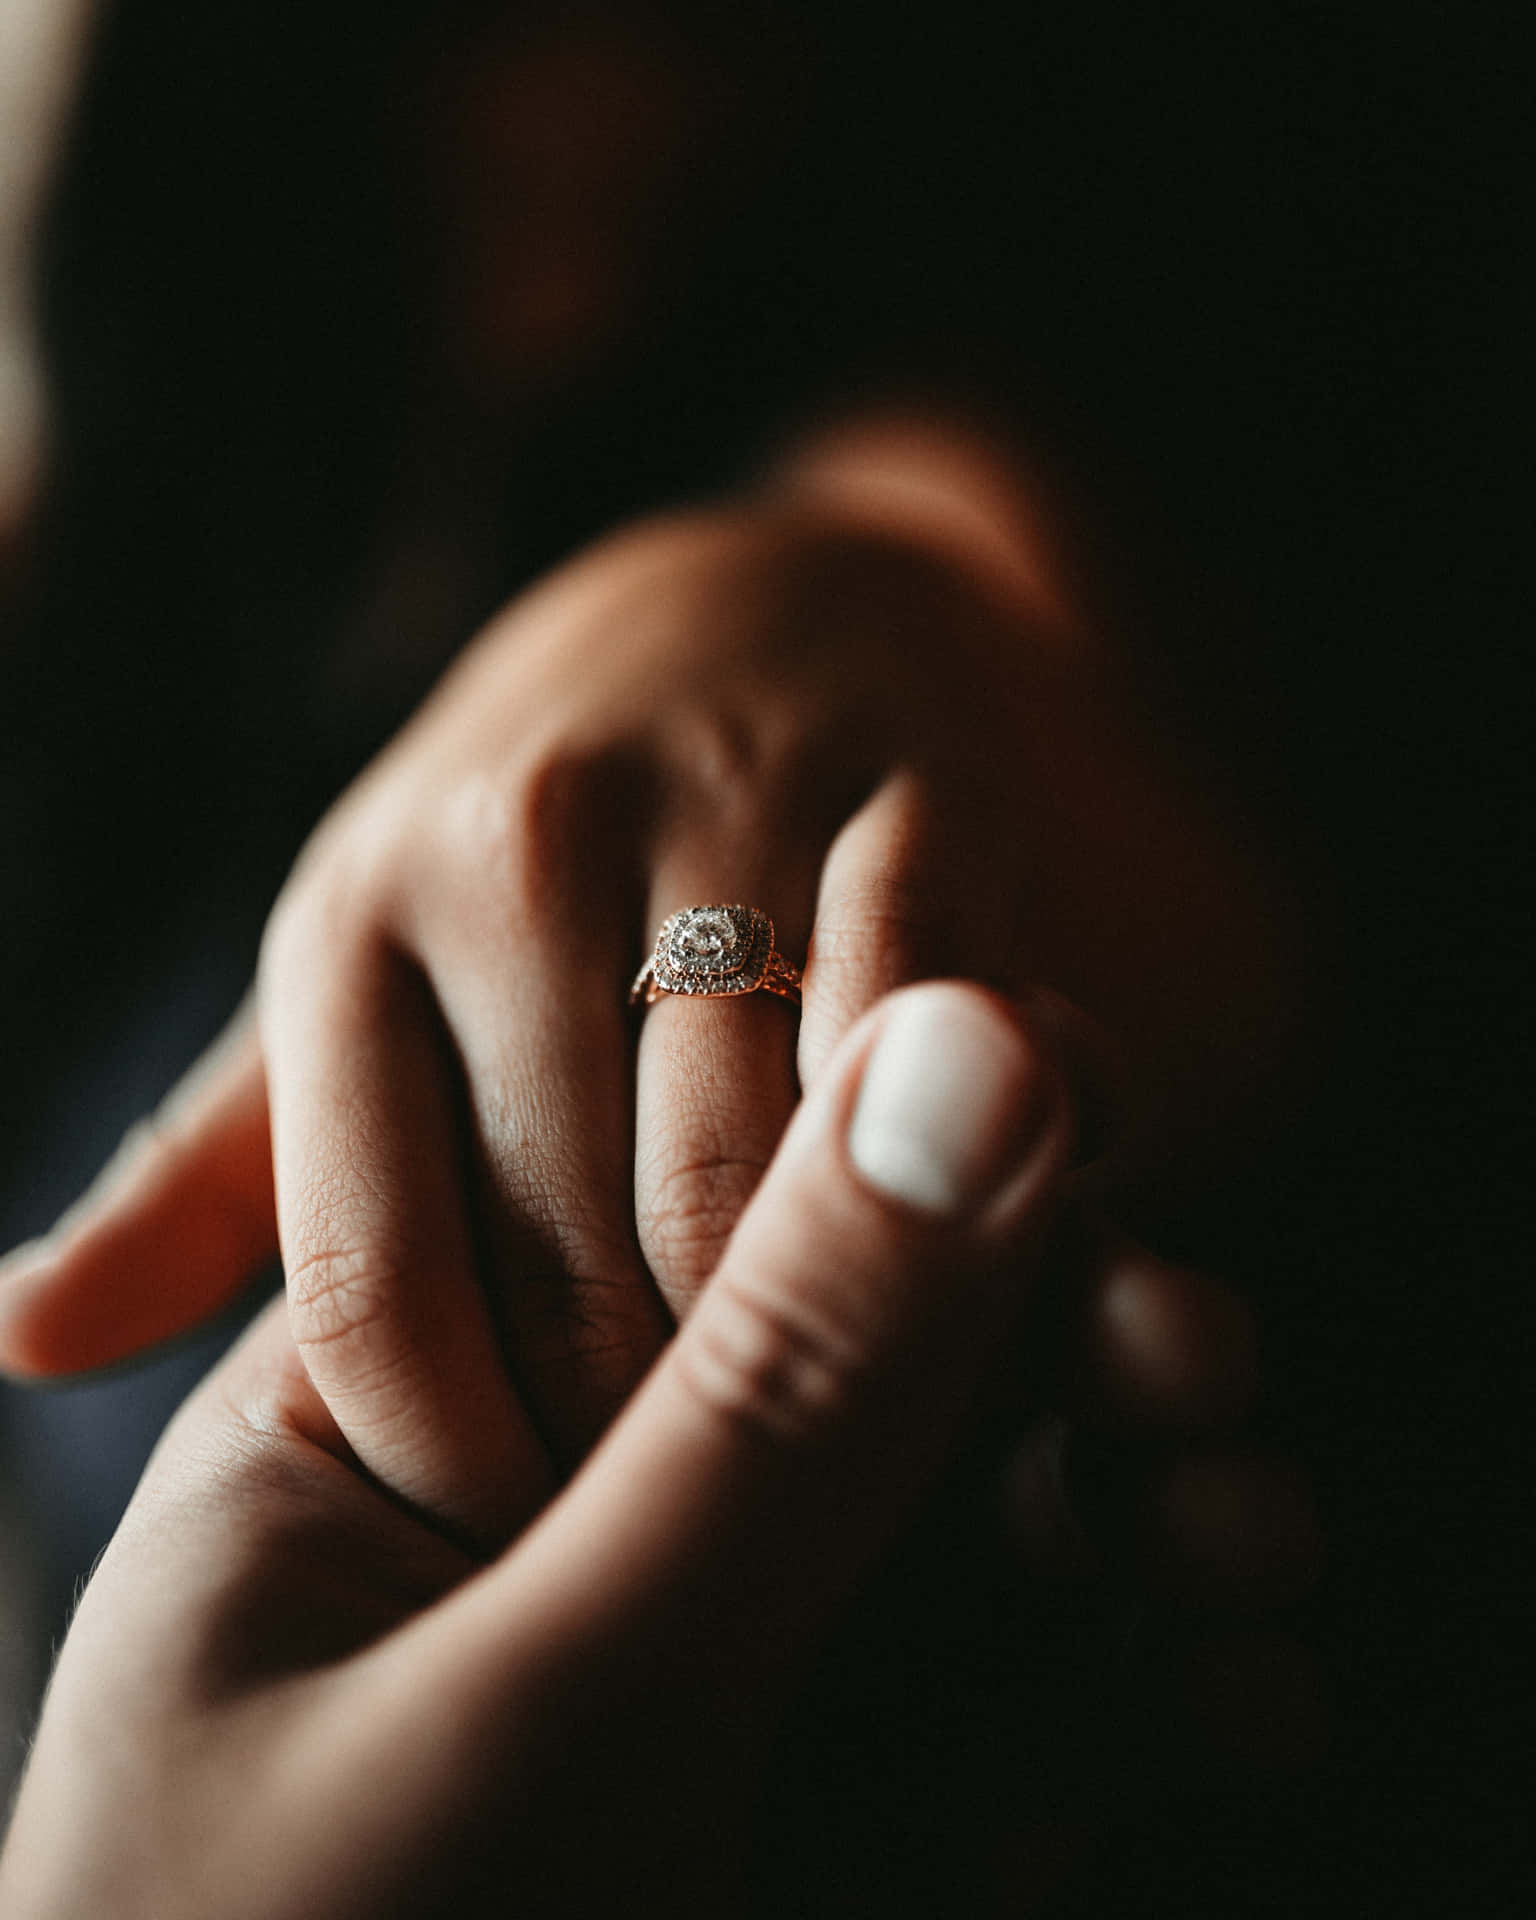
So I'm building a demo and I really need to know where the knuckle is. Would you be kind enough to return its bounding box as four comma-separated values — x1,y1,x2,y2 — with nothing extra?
504,1235,659,1370
284,1243,407,1383
261,769,407,958
257,881,310,982
435,745,613,924
112,1112,179,1184
678,1267,870,1447
483,1123,647,1301
672,706,769,815
638,1152,772,1290
663,700,828,856
809,868,948,999
836,861,936,937
260,866,364,986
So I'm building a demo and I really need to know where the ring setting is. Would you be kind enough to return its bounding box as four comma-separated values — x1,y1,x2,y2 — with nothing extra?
629,905,802,1008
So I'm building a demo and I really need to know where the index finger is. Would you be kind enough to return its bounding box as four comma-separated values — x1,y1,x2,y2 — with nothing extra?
0,1004,276,1377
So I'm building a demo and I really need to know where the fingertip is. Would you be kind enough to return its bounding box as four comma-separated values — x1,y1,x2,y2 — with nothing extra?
0,1126,278,1379
0,1216,155,1379
0,1238,63,1377
1079,1243,1260,1430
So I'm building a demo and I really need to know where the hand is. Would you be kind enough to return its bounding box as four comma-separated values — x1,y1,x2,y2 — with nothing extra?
0,420,1304,1557
0,987,1320,1918
0,986,1078,1915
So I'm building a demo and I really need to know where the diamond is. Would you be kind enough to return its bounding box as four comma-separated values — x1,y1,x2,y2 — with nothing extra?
650,905,773,995
676,908,737,961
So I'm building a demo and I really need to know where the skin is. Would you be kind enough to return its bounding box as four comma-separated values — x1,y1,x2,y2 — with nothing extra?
0,987,1320,1917
0,427,1322,1907
0,424,1302,1429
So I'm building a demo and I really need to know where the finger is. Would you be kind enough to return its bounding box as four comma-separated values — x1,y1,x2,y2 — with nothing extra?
797,769,972,1090
1064,1232,1261,1431
428,936,669,1467
1002,1241,1263,1582
801,778,1123,1137
416,983,1074,1756
399,773,671,1467
633,842,818,1321
26,1296,479,1779
260,908,549,1549
0,1003,276,1377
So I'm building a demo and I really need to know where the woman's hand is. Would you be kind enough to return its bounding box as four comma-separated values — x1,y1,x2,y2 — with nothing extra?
0,423,1303,1552
0,987,1320,1918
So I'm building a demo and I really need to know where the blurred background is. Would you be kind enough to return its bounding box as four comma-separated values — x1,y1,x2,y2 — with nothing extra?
0,2,1526,1912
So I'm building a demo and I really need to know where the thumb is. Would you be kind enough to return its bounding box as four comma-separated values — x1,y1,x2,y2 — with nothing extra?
0,1003,276,1377
413,982,1073,1748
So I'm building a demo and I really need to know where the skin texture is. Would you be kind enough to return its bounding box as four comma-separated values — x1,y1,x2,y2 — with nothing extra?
0,987,1319,1917
0,429,1321,1909
0,429,1302,1453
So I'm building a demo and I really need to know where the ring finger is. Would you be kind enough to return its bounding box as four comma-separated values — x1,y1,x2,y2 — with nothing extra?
633,830,820,1321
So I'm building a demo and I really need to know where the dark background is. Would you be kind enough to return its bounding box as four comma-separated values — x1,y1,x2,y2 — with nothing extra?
1,3,1527,1912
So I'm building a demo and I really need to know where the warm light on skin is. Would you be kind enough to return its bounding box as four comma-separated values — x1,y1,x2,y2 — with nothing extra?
770,410,1083,641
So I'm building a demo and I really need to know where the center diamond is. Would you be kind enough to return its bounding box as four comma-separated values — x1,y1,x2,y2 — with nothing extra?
652,905,773,996
676,909,737,960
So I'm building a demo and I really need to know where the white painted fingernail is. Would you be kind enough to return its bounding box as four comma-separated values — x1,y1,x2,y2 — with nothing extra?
847,985,1045,1215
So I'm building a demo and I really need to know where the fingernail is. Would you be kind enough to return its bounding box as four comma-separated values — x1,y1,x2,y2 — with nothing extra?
847,985,1050,1216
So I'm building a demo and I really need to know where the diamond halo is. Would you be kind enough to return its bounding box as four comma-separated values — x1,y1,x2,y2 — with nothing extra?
654,904,773,995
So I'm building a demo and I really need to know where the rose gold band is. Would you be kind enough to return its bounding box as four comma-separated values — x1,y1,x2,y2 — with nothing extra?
629,904,803,1010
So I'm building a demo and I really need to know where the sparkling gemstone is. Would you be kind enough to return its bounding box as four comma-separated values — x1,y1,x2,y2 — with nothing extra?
676,909,737,960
